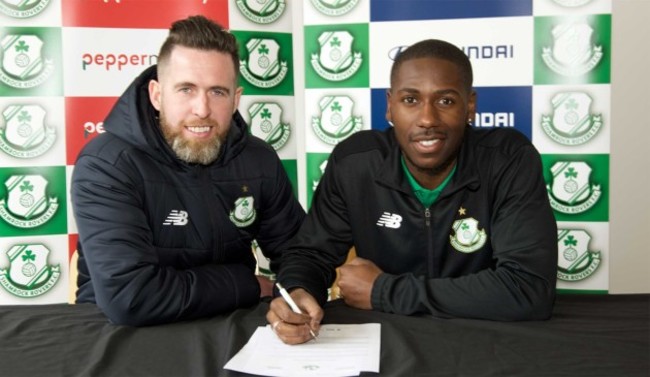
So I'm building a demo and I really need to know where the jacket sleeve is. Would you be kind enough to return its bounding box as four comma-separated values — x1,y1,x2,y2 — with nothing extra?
276,154,353,305
255,155,306,268
371,145,558,321
72,155,260,326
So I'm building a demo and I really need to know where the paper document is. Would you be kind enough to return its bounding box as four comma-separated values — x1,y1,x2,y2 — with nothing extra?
224,323,381,377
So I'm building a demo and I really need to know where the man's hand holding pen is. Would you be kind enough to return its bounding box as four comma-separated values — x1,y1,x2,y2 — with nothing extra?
267,286,323,345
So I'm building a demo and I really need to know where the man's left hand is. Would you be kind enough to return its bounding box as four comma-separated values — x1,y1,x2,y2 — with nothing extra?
337,257,383,310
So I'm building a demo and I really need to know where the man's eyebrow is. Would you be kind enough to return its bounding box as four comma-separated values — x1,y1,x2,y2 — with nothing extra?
434,88,462,96
172,82,231,94
396,87,461,96
173,81,196,89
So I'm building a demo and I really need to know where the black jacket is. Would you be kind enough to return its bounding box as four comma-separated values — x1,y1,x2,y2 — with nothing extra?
278,126,557,320
72,66,305,326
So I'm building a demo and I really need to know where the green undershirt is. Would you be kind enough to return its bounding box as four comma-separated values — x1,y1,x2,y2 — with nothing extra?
401,157,456,208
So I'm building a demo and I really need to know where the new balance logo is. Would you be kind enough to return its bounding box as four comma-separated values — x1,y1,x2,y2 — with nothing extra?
376,212,402,229
163,210,189,226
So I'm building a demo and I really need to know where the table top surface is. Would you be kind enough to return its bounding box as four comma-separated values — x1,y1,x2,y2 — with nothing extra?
1,294,648,377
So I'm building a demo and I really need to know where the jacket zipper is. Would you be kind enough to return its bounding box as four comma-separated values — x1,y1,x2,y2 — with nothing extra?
424,207,435,277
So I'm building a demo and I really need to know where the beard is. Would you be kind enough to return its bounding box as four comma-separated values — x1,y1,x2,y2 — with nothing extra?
159,111,224,165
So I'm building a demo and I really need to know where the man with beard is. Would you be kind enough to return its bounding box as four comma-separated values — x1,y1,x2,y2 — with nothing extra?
71,15,305,326
267,39,558,344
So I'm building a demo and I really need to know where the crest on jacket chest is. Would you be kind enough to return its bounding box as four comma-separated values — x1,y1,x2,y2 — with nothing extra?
449,206,487,253
229,185,256,228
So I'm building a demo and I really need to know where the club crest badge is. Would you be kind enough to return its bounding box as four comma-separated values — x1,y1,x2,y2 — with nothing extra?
229,196,256,228
0,104,56,158
0,34,54,89
0,174,58,228
0,243,60,297
235,0,286,24
557,229,600,281
248,102,290,150
312,95,362,145
240,38,288,88
542,22,602,77
310,0,359,16
0,0,51,18
546,161,601,214
450,217,487,253
541,92,602,145
311,31,362,82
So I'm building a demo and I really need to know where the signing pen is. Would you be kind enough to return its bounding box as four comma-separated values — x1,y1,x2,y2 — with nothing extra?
275,282,317,340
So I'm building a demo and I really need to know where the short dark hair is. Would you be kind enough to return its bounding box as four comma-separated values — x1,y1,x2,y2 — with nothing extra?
390,39,473,92
157,15,239,77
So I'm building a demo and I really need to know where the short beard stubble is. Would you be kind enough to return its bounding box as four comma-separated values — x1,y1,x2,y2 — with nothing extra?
159,111,224,165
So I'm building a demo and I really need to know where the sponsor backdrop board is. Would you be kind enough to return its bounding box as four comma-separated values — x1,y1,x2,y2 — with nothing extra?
0,0,610,305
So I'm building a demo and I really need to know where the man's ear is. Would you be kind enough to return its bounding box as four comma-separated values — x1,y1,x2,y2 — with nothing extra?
468,90,477,121
385,89,393,126
233,86,243,114
149,79,162,111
